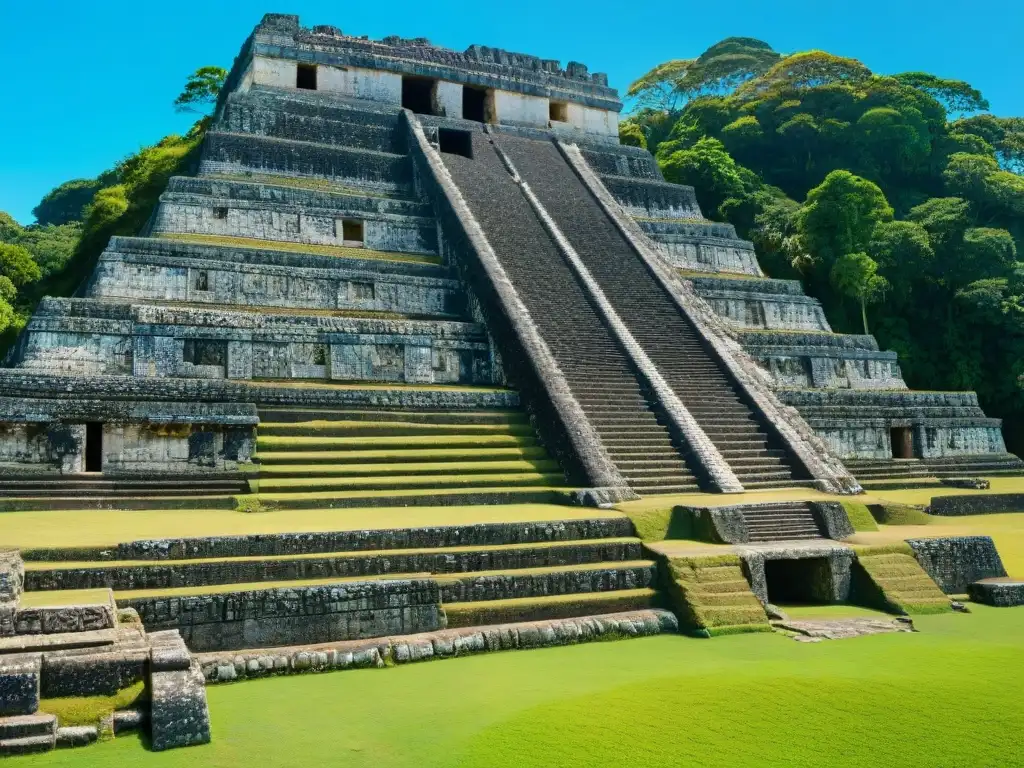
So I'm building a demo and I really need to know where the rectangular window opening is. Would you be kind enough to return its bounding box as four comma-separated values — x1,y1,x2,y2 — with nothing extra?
438,128,473,158
402,76,437,114
312,344,328,366
339,218,364,245
549,100,569,123
463,86,490,123
184,339,227,367
85,422,103,473
296,63,318,90
194,270,209,291
213,207,228,220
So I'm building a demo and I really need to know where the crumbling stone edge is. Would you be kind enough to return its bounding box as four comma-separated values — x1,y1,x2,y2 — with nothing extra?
197,609,677,684
559,141,861,496
403,112,634,498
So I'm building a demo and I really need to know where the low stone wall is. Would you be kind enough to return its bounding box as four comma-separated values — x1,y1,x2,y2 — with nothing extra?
0,551,24,637
906,537,1007,594
0,371,520,411
124,580,444,653
197,609,678,684
927,494,1024,517
22,518,634,562
968,580,1024,607
30,540,640,592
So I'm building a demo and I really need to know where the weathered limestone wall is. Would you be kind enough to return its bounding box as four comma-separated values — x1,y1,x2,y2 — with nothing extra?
0,423,83,474
151,201,436,255
126,580,445,653
907,536,1007,593
199,132,410,194
88,236,460,317
13,299,493,385
102,424,253,474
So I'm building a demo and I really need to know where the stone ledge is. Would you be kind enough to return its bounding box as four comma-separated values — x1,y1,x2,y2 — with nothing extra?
927,494,1024,517
968,579,1024,607
907,536,1007,593
198,608,678,683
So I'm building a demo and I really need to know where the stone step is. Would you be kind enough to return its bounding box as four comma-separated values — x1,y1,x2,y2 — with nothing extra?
255,409,528,426
0,734,55,756
254,472,567,493
254,459,561,479
27,537,644,592
0,715,56,741
258,421,535,438
443,588,661,628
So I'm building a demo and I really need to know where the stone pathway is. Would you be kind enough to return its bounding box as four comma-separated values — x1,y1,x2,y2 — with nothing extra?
773,617,914,642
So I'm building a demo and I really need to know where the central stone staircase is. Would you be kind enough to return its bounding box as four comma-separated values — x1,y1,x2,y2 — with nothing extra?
739,502,824,543
250,406,572,506
441,134,700,495
499,136,804,490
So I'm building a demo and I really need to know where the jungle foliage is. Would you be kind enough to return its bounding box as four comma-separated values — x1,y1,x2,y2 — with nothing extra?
0,68,216,355
624,39,1024,452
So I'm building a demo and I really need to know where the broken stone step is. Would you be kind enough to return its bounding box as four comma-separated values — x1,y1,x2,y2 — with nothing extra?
55,725,98,749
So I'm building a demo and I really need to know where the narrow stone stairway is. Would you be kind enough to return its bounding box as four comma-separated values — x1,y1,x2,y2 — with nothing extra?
740,503,824,543
499,136,805,489
440,134,700,494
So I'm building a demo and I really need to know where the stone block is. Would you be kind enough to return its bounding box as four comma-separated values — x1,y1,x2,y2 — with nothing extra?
967,580,1024,607
0,655,41,716
907,536,1007,594
150,661,211,751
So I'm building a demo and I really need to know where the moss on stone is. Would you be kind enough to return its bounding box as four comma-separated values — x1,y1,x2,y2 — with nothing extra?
155,233,441,264
841,501,879,532
39,681,145,727
443,589,660,628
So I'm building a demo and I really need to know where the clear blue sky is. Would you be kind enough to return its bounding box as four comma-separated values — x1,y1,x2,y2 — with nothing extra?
2,0,1022,224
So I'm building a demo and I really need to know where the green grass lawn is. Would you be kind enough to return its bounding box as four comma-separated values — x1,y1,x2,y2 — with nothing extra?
12,606,1023,767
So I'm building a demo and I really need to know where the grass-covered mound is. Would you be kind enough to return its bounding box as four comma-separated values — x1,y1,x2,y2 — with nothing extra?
841,501,879,532
853,544,950,615
16,606,1024,767
662,554,770,635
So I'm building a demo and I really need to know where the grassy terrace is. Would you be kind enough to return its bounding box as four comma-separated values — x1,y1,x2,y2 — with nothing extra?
25,538,639,571
10,606,1023,766
155,233,442,264
0,505,620,551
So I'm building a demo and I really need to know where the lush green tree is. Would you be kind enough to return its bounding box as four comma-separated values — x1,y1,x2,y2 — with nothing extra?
31,179,103,226
892,72,989,115
618,120,647,149
868,220,934,303
797,170,894,268
830,251,889,333
174,66,228,114
0,213,20,241
0,243,41,287
660,137,757,220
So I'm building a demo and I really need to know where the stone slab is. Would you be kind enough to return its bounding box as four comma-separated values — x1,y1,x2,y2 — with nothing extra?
150,660,211,751
968,579,1024,607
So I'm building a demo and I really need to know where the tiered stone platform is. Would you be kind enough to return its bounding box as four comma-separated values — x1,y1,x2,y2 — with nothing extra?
1,11,1021,754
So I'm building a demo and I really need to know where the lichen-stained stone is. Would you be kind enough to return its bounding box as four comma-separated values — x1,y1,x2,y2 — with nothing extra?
0,655,41,716
907,536,1007,594
968,579,1024,607
150,660,211,751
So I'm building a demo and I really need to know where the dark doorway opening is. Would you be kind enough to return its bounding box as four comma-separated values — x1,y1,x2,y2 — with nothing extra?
402,76,436,114
764,558,831,605
296,64,317,90
85,422,103,473
340,219,364,244
549,100,569,123
463,86,489,123
438,129,473,158
890,427,914,459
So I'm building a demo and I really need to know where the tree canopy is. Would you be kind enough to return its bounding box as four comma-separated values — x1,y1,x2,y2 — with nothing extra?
626,38,1024,453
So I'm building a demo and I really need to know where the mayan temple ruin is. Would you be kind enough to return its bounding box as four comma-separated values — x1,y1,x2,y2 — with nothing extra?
1,12,1022,756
